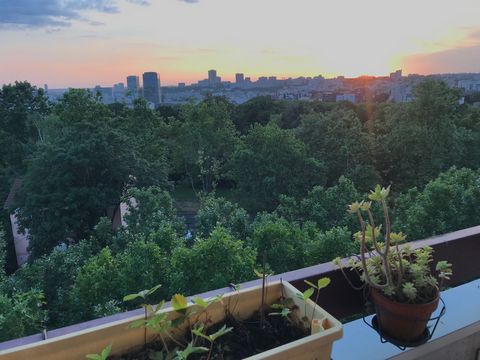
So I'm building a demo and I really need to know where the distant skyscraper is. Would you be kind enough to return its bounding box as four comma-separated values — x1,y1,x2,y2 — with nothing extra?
235,73,244,84
142,72,162,106
126,75,140,97
208,69,217,86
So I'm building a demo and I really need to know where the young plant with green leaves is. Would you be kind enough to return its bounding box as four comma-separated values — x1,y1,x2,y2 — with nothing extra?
123,284,162,348
334,185,453,304
192,324,233,360
268,296,295,319
304,277,331,320
254,267,274,328
173,342,208,360
295,288,314,324
85,343,112,360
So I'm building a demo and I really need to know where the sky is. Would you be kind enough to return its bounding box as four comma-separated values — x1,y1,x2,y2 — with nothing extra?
0,0,480,88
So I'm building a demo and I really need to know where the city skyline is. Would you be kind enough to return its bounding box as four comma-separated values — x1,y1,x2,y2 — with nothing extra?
1,0,480,88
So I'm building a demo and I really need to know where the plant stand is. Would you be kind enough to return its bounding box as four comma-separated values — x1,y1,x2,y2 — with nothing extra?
362,297,446,351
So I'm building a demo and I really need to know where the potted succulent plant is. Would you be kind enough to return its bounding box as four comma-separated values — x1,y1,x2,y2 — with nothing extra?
334,185,452,344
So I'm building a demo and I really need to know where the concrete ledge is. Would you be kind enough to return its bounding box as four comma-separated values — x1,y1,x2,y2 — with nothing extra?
391,321,480,360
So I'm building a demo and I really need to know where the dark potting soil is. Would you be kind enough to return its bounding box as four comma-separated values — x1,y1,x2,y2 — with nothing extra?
112,310,308,360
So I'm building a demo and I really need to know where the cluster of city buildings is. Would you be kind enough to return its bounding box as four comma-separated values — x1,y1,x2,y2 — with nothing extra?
89,71,162,108
44,70,480,107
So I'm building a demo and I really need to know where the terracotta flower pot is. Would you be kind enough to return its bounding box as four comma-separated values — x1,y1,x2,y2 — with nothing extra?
371,289,439,343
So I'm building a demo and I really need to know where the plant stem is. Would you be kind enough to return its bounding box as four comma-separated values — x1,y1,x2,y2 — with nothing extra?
312,289,320,321
159,334,169,356
144,307,147,348
207,341,214,360
260,251,266,329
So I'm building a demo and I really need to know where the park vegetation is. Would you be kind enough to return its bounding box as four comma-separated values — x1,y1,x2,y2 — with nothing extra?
0,78,480,342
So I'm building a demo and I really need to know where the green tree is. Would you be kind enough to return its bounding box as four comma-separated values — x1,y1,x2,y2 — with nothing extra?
114,99,170,187
233,96,283,133
176,98,238,193
170,227,256,294
275,176,362,233
304,226,354,266
0,82,49,172
296,107,378,190
116,241,170,302
372,79,462,190
196,195,251,239
69,247,121,322
8,240,95,327
16,120,142,258
125,186,185,245
0,228,5,279
230,123,325,212
0,289,47,342
394,167,480,240
251,214,308,273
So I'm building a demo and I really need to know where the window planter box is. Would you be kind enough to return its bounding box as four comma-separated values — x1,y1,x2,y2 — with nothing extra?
0,281,342,360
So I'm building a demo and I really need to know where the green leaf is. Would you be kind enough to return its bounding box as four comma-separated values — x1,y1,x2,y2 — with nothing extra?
304,280,317,289
254,269,263,278
192,297,209,309
147,284,162,296
101,343,112,359
303,287,314,300
171,294,188,313
317,277,331,289
123,293,141,302
209,325,233,341
175,342,208,360
85,355,101,360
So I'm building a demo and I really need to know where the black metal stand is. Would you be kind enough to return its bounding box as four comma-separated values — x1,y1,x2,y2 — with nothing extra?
362,297,446,351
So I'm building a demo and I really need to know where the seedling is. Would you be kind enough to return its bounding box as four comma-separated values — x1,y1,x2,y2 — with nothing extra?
173,342,208,360
304,277,331,320
85,343,112,360
123,284,162,348
254,265,274,328
268,303,291,318
192,324,233,360
296,288,314,323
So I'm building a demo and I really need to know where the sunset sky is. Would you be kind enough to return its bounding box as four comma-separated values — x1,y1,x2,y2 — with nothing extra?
1,0,480,88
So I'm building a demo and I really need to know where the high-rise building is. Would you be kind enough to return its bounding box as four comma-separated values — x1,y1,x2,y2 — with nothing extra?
142,72,162,106
208,69,217,86
126,75,140,97
235,73,244,84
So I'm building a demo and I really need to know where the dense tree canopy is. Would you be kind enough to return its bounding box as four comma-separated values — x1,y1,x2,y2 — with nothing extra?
394,167,480,240
372,79,463,190
1,78,480,343
171,227,256,295
296,107,378,190
174,98,238,193
230,122,325,211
